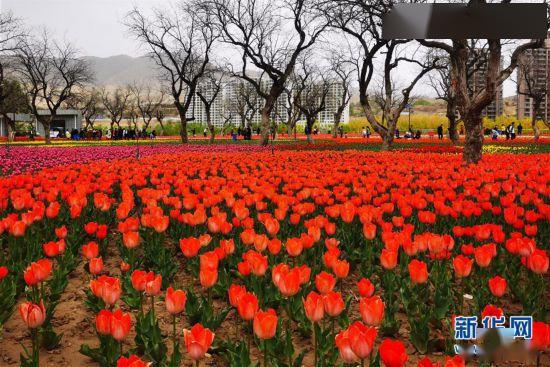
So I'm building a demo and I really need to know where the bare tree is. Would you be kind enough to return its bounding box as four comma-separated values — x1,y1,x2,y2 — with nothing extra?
418,1,549,163
516,51,548,141
327,52,353,138
155,108,166,132
196,68,224,143
278,77,302,139
209,0,326,145
229,81,260,130
294,60,331,144
15,32,93,144
126,1,217,143
133,84,165,132
67,87,101,130
101,87,131,132
428,57,460,143
0,12,25,141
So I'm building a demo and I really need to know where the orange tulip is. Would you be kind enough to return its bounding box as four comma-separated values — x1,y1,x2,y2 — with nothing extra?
315,271,336,294
110,309,131,341
82,241,100,260
19,300,46,329
488,276,507,297
228,284,247,308
452,255,473,278
379,338,408,367
408,259,429,284
253,308,278,339
89,257,104,275
183,323,214,360
348,321,377,359
95,309,112,335
24,258,52,286
123,231,140,249
237,292,258,321
303,291,324,322
357,278,375,298
323,291,344,317
179,237,201,258
332,259,350,279
380,249,398,270
166,287,187,315
359,295,385,326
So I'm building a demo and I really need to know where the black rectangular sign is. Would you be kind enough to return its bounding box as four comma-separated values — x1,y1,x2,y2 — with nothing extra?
382,4,548,39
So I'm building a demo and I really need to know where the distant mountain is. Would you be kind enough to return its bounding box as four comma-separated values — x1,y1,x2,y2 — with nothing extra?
84,55,160,87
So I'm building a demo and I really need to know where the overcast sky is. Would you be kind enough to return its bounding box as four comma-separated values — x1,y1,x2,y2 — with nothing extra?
1,0,519,97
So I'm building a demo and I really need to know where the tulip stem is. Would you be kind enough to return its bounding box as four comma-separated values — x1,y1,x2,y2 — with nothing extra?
263,339,268,367
119,341,123,358
31,328,39,366
536,350,541,367
172,314,177,347
150,296,155,318
313,322,317,367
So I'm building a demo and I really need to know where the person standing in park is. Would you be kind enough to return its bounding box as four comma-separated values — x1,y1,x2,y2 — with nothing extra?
517,123,523,136
437,124,443,139
507,122,516,140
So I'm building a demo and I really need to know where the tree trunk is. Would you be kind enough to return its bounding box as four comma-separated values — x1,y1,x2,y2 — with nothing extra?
177,109,189,143
333,112,341,138
306,117,315,144
42,119,52,145
259,106,271,146
2,115,16,142
380,131,393,151
463,112,484,164
446,103,459,144
208,124,215,144
532,99,542,142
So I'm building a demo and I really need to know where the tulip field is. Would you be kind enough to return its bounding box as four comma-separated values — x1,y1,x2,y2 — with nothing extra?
0,141,548,367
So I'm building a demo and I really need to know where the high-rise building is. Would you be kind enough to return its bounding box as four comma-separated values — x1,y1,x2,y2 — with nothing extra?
467,53,504,119
188,75,350,128
517,34,550,123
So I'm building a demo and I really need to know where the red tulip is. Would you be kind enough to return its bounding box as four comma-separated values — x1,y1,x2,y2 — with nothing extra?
527,249,549,274
166,287,187,315
10,220,26,237
24,258,52,286
444,355,465,367
144,273,162,296
481,304,504,319
488,276,507,297
199,268,218,289
179,237,201,258
95,309,112,335
89,257,104,275
131,270,147,292
360,295,385,326
474,244,494,268
123,231,140,249
90,275,122,305
315,271,336,294
110,309,131,341
379,338,408,367
117,355,149,367
303,291,324,322
332,259,350,279
357,278,375,297
84,221,98,235
228,284,247,308
0,266,8,281
253,308,278,339
276,267,301,297
285,238,303,257
453,255,473,278
348,321,377,359
55,225,67,239
380,249,398,270
19,300,46,329
408,259,429,284
418,357,440,367
237,292,259,321
530,321,550,350
82,242,100,260
183,323,215,360
323,291,344,317
335,328,360,363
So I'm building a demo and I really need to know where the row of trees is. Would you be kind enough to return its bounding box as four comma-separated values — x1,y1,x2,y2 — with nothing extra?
1,1,549,162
